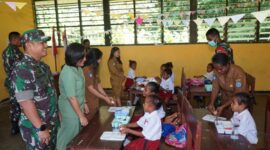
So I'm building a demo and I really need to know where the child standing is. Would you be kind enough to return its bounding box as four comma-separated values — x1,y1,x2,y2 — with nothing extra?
230,92,258,144
160,68,174,103
165,62,174,82
127,60,137,79
120,95,162,150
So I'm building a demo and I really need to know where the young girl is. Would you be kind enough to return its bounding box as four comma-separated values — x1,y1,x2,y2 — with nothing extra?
143,82,165,119
125,60,137,90
120,95,162,150
165,62,174,82
160,68,174,103
230,92,258,144
128,60,137,79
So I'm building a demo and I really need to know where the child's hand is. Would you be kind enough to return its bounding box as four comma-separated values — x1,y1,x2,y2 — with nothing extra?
120,126,129,134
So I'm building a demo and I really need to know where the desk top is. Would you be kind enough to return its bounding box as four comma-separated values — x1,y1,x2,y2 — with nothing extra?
68,106,135,150
194,109,270,150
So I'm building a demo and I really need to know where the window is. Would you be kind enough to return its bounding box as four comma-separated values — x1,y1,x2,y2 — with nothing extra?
259,0,270,41
34,0,57,46
110,0,135,44
34,0,270,46
227,0,258,42
197,0,226,42
81,0,105,45
136,0,161,44
163,0,190,43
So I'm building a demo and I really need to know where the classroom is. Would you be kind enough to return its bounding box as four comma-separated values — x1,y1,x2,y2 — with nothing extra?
0,0,270,150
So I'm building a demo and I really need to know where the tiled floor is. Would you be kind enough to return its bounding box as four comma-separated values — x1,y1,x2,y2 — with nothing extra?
0,93,269,150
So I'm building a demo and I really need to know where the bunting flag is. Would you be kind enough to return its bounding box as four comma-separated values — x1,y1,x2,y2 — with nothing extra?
16,2,26,10
193,18,203,26
230,14,245,24
82,9,91,15
251,10,270,23
173,20,181,26
163,19,173,27
62,27,68,51
136,16,143,25
128,12,134,20
204,18,216,26
217,16,231,26
5,2,16,11
52,28,58,56
182,20,190,27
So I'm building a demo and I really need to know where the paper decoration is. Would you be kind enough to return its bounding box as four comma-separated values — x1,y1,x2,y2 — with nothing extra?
230,14,245,24
251,10,270,23
193,18,203,26
82,9,91,15
204,18,216,26
156,19,162,25
173,20,181,26
16,2,26,10
128,12,134,20
5,2,16,11
136,16,143,25
182,20,190,27
217,16,231,26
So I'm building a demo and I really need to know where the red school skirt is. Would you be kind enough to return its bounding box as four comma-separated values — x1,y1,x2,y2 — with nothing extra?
125,78,135,90
159,90,173,103
124,138,160,150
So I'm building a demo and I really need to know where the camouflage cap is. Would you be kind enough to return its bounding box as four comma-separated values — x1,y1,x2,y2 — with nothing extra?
21,29,51,44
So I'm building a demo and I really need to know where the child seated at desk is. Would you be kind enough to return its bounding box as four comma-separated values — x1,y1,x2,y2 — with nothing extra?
120,95,162,150
194,63,214,82
160,68,174,103
165,62,174,82
230,92,258,144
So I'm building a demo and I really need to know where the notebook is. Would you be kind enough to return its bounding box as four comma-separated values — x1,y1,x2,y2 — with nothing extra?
100,131,126,141
202,114,226,123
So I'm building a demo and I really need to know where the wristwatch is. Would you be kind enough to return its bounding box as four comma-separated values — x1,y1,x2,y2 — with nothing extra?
36,124,47,132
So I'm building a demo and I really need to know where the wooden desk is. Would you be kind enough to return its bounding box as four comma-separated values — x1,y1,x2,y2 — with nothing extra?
68,106,135,150
189,86,211,100
193,109,270,150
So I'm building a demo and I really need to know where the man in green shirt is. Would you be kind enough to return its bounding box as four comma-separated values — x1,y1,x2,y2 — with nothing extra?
2,31,24,135
11,29,59,150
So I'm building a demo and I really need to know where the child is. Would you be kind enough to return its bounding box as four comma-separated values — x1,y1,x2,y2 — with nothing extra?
194,63,214,81
165,62,174,82
230,92,258,144
143,82,165,119
127,60,137,79
120,95,162,150
125,60,137,90
160,68,174,103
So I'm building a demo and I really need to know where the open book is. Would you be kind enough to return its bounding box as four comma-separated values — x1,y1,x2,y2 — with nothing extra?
100,131,126,141
202,114,226,123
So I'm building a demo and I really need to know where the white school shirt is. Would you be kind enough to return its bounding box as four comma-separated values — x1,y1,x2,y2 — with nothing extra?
170,72,175,82
230,109,258,144
157,106,165,119
160,78,174,93
137,110,162,141
203,71,214,81
127,68,136,79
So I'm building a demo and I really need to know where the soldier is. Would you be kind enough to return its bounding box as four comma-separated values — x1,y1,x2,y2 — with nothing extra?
206,28,234,64
208,53,248,119
11,29,59,150
2,31,24,135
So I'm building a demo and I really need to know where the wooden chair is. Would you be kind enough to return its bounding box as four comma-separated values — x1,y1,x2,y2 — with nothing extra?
181,96,202,150
180,67,188,97
246,73,255,97
246,73,256,114
265,96,270,134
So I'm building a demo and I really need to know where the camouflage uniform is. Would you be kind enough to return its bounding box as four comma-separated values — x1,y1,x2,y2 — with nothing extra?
11,29,59,150
2,43,24,132
216,41,234,64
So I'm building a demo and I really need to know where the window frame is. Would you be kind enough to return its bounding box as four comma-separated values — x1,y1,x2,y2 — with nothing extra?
33,0,270,47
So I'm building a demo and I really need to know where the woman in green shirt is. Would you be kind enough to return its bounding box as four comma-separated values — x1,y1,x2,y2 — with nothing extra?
57,43,89,150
